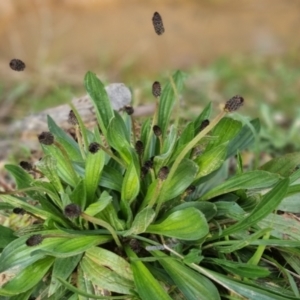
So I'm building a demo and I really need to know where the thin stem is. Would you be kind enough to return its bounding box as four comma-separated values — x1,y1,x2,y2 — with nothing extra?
99,145,126,168
167,110,226,183
81,212,122,248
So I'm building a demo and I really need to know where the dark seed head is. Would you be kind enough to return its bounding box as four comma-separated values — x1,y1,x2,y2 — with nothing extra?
88,142,101,154
38,132,54,145
19,161,33,171
68,110,78,125
144,160,153,170
26,234,44,246
135,140,144,155
152,12,165,35
152,81,161,97
9,58,26,71
185,185,196,195
158,166,169,180
224,95,244,112
64,203,81,218
198,119,210,132
153,125,162,137
124,105,134,115
13,207,25,215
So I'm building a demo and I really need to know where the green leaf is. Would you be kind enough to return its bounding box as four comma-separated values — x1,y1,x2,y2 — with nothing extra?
200,170,281,201
201,267,297,300
41,144,78,187
0,224,17,249
36,155,63,193
207,258,270,278
123,207,156,236
125,246,172,300
193,102,212,131
5,164,35,197
84,148,105,204
147,207,209,240
84,72,114,136
81,256,134,295
154,125,177,170
70,179,86,207
158,70,186,137
0,230,111,272
85,247,133,281
49,254,82,296
205,117,242,152
227,118,260,158
107,114,132,165
220,178,289,237
260,152,300,177
48,115,82,161
159,158,198,203
153,250,220,300
166,202,217,222
195,142,228,179
99,165,123,192
84,191,112,216
121,159,140,204
0,256,54,296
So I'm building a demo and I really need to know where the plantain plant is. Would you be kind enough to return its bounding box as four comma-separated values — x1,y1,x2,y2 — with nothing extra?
1,71,300,299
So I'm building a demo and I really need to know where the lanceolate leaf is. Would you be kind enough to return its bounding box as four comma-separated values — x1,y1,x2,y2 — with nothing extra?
49,254,82,296
205,117,242,152
260,152,300,177
153,250,220,300
84,148,105,205
195,142,228,179
121,159,140,204
47,115,82,161
123,207,156,236
147,207,209,240
159,158,198,203
200,170,281,201
125,246,172,300
158,70,186,137
85,247,133,281
0,256,55,296
227,118,260,158
0,224,17,249
84,72,114,136
81,256,134,295
193,101,212,131
219,178,289,238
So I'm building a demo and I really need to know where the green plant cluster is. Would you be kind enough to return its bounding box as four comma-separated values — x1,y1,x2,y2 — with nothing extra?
1,71,300,299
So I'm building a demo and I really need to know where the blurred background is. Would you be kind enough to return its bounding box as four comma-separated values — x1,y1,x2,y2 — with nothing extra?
1,0,300,159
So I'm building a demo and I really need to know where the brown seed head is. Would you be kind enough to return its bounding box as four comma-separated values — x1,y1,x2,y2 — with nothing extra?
224,95,244,112
144,160,153,170
13,207,26,215
135,140,144,155
153,125,162,137
88,142,101,154
158,166,169,180
152,81,161,97
9,59,26,71
68,110,78,125
152,12,165,35
26,234,44,246
198,119,210,132
38,132,54,145
19,161,33,171
124,105,134,115
64,203,81,218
